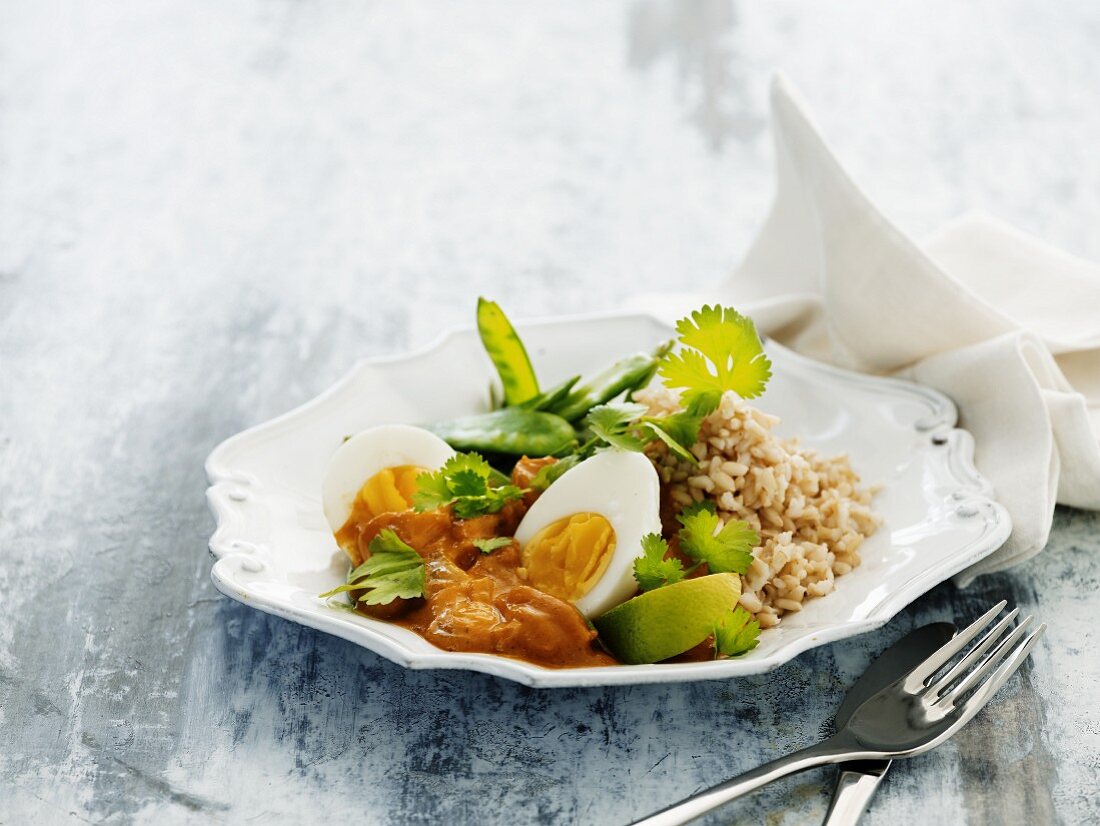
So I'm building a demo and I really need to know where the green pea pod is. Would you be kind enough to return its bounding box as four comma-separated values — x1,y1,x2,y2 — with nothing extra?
627,339,673,401
477,297,540,406
428,408,576,457
517,374,581,411
547,346,666,423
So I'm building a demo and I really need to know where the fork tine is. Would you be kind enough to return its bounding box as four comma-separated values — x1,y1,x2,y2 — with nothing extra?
935,616,1033,707
903,601,1007,691
948,624,1046,727
926,607,1020,700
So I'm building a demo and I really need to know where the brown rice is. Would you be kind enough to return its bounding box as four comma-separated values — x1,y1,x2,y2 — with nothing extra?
635,387,879,629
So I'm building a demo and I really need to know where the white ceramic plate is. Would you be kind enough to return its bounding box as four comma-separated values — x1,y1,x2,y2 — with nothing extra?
205,311,1010,687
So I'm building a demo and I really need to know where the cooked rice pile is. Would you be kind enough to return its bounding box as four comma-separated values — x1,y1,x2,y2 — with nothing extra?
635,387,879,629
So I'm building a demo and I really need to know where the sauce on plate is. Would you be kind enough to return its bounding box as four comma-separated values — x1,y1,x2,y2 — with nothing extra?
338,457,616,668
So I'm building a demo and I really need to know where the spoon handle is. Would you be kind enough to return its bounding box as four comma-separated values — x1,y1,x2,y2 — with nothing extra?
632,737,862,826
821,760,891,826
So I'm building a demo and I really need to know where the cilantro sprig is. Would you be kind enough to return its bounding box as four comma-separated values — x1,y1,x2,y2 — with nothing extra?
585,403,650,453
633,534,686,591
659,304,772,415
412,452,525,518
320,529,426,606
633,503,758,593
638,416,699,463
713,606,761,657
530,404,673,491
677,501,757,574
580,403,698,464
559,302,776,474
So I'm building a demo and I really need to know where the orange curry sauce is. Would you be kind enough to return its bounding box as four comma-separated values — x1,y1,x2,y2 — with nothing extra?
334,457,617,668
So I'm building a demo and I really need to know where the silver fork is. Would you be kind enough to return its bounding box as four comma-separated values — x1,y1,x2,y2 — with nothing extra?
633,602,1045,826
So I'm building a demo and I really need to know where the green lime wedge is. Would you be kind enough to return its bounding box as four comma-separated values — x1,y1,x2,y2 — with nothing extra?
592,573,742,664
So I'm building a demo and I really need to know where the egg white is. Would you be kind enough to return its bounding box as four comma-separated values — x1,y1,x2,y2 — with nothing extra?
321,424,455,532
514,450,661,618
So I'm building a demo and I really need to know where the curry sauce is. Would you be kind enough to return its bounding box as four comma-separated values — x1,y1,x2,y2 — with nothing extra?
338,458,617,668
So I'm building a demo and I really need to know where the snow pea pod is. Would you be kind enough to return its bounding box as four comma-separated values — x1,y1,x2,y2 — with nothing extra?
547,344,670,423
477,297,540,406
428,408,576,457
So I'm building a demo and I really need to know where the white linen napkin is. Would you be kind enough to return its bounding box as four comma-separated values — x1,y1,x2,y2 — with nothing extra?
632,74,1100,584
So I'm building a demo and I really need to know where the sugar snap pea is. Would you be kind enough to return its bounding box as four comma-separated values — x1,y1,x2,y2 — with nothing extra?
517,374,581,411
428,408,576,457
626,339,673,401
547,343,671,423
477,297,540,406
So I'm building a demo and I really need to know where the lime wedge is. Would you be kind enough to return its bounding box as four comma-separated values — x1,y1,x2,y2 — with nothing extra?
592,573,742,664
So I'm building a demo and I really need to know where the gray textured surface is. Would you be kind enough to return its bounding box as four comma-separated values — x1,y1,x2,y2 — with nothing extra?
2,2,1098,824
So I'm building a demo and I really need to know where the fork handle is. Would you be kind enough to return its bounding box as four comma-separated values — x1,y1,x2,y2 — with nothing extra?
821,761,891,826
632,736,862,826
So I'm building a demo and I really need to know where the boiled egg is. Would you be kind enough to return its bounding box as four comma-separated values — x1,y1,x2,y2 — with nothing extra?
322,425,455,553
513,450,661,618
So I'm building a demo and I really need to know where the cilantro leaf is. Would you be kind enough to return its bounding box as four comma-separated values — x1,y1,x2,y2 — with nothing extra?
531,403,652,490
450,485,523,519
319,529,426,606
448,469,488,498
633,533,686,592
529,454,581,491
684,388,724,417
713,606,761,657
647,410,702,449
412,452,525,518
410,470,453,512
473,536,513,554
641,419,698,464
676,501,758,574
441,452,493,475
584,402,649,453
659,305,772,407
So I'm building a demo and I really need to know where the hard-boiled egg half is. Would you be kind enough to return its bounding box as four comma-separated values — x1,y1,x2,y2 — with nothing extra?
322,424,455,555
514,450,660,619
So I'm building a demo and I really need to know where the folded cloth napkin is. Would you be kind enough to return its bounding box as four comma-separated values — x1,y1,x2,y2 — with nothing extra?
632,74,1100,584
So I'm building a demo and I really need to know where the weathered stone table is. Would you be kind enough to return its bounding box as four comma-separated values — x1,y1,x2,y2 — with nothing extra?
2,3,1097,824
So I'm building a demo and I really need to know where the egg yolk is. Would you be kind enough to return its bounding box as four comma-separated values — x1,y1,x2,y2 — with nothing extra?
355,465,425,519
521,513,616,603
336,465,426,556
